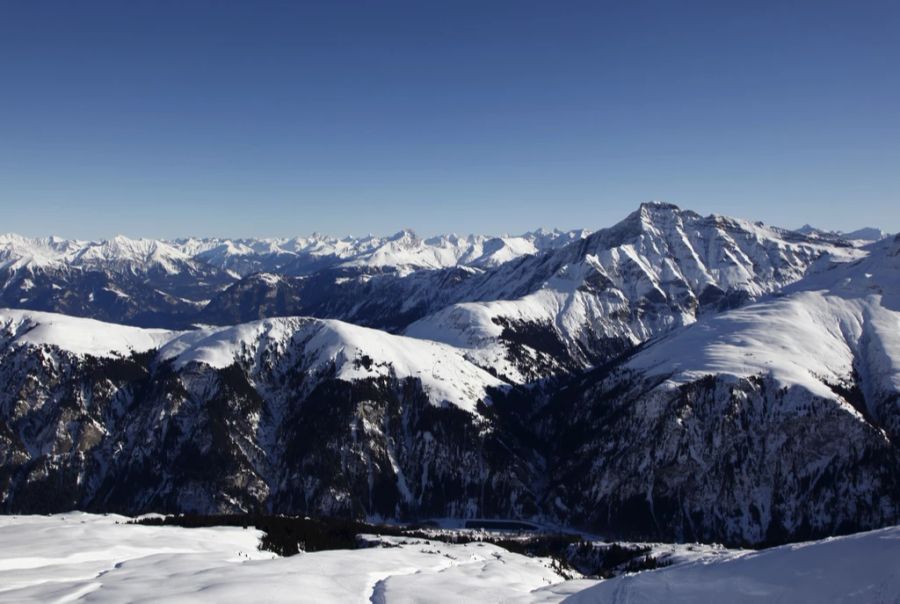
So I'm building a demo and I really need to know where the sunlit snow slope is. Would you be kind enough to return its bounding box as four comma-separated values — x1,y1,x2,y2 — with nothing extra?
566,526,900,604
628,233,900,419
0,514,566,603
0,514,897,603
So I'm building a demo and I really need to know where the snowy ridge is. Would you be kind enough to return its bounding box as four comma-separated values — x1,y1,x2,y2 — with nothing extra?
628,290,900,408
0,205,897,545
0,308,503,413
0,308,175,358
0,205,873,334
0,234,85,272
180,228,590,274
628,235,900,405
406,288,605,384
337,228,589,273
160,317,504,412
70,236,197,275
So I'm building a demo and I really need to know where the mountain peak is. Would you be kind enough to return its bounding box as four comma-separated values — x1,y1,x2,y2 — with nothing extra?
639,200,681,212
388,228,419,242
607,201,687,237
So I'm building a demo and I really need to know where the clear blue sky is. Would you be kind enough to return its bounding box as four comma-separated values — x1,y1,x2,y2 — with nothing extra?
1,0,898,239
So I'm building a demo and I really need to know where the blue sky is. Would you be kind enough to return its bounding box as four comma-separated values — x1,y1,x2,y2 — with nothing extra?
0,0,898,239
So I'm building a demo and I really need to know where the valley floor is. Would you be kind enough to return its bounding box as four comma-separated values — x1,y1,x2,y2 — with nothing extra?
0,514,897,603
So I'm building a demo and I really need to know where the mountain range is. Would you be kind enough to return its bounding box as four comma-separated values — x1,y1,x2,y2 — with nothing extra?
0,202,897,546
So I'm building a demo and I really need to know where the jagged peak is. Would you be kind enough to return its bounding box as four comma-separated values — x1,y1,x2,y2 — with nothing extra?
596,201,690,243
387,228,419,243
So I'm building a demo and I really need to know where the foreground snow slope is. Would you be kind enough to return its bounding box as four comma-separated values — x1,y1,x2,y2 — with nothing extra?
0,514,566,603
0,514,897,603
566,525,900,603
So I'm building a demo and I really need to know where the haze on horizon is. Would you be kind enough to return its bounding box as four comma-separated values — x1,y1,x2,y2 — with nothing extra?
0,0,898,239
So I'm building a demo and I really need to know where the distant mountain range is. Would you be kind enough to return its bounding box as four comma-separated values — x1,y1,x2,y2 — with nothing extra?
0,227,589,276
0,203,897,546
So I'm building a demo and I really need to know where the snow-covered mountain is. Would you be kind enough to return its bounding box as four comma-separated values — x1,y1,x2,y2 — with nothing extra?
404,202,865,382
0,228,587,279
175,228,589,276
0,309,538,519
0,234,233,328
0,204,897,547
200,202,865,355
0,207,868,337
1,233,207,275
1,229,898,542
541,233,900,543
0,228,586,328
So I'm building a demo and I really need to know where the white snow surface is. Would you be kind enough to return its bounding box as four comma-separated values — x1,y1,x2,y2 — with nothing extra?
0,309,174,358
0,514,897,603
567,525,900,603
0,513,566,603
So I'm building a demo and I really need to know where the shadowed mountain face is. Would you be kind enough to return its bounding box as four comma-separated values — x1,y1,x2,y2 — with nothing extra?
0,206,897,546
0,314,541,520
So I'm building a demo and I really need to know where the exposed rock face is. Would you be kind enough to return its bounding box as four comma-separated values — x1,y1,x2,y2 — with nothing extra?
543,371,899,545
